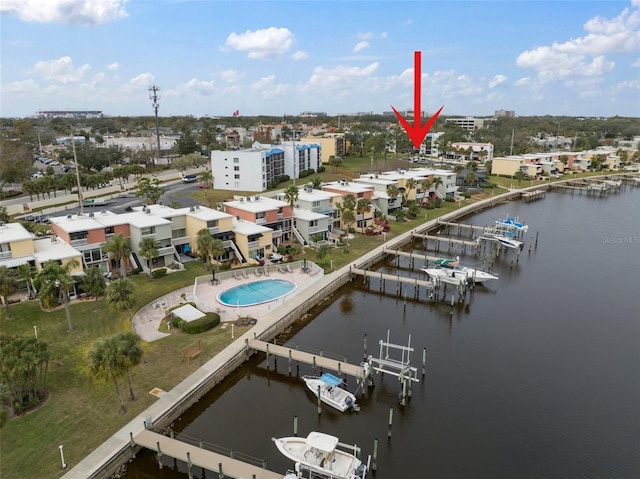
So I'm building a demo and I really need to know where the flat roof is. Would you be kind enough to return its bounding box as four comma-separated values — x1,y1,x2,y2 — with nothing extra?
49,211,127,232
33,237,82,263
295,188,340,202
0,222,33,243
172,304,206,323
120,212,172,228
293,209,328,221
322,181,373,194
232,219,272,235
224,196,288,213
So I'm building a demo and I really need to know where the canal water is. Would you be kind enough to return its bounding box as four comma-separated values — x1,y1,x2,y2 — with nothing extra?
124,186,640,479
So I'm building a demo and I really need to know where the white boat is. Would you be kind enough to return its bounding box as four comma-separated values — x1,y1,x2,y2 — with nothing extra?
302,373,359,412
273,431,368,479
480,230,524,250
602,179,622,188
421,258,498,285
495,216,528,232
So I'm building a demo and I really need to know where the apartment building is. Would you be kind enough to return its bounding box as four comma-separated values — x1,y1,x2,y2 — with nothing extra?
224,195,293,248
212,146,285,192
275,186,340,244
322,180,375,232
449,142,494,163
50,211,131,274
445,117,485,132
302,134,346,161
352,175,401,216
232,219,274,262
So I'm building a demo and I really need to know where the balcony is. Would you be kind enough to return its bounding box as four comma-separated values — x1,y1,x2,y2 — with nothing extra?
157,246,176,256
272,230,283,238
0,251,12,260
208,226,219,234
247,240,261,249
309,225,327,234
105,233,115,241
256,217,267,225
171,235,191,246
70,238,88,247
277,213,284,219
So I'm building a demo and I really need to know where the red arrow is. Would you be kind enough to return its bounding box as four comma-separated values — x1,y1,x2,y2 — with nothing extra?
391,51,444,149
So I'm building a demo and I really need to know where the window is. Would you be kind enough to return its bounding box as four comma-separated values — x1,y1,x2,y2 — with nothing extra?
312,201,320,207
206,220,218,228
104,226,114,235
234,174,240,179
234,166,240,171
233,158,239,163
141,226,155,236
70,231,88,241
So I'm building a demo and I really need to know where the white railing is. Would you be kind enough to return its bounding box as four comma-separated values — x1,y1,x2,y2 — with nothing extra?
0,251,12,260
308,225,326,234
157,246,176,256
272,230,283,238
171,235,190,245
256,217,267,225
70,238,88,247
247,240,260,248
208,226,220,234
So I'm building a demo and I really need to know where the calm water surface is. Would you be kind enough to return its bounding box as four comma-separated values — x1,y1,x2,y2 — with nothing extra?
125,187,640,479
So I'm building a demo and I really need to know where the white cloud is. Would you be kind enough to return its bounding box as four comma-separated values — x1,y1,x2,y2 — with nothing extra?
126,73,154,91
489,74,507,88
0,0,128,25
357,32,373,41
220,69,242,83
168,78,217,97
308,63,379,89
353,41,370,52
107,62,119,71
224,27,294,59
630,58,640,67
1,79,38,94
250,75,289,99
292,50,309,61
515,77,532,87
380,32,388,39
32,56,91,83
516,3,640,83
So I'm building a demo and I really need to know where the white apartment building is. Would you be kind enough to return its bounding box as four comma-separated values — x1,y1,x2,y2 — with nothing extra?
212,146,285,192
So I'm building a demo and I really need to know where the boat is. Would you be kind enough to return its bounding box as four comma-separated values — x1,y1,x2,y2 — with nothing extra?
302,373,360,412
273,431,368,479
480,230,524,250
420,258,498,285
495,216,528,232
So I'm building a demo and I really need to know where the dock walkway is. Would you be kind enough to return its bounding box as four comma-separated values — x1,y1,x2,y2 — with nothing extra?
134,429,281,479
249,339,365,380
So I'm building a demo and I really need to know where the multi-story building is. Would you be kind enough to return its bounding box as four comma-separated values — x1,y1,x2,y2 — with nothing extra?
232,219,274,262
302,134,346,161
445,117,485,132
322,180,375,232
212,146,285,192
494,110,515,118
252,141,322,180
224,195,293,249
449,142,494,163
275,186,339,244
50,211,131,274
125,208,177,273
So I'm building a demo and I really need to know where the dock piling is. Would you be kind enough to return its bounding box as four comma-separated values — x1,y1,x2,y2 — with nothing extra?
372,438,378,471
388,407,394,438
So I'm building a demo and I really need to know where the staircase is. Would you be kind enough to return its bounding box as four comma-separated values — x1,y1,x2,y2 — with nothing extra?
292,225,307,245
130,252,144,271
224,240,246,264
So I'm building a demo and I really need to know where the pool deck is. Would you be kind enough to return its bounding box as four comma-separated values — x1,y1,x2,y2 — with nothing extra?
132,264,321,342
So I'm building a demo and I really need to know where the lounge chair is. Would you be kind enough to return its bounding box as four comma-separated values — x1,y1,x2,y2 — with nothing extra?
286,264,293,273
242,270,249,279
254,268,262,277
263,266,269,276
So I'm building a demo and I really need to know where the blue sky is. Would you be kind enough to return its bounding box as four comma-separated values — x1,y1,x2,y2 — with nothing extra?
1,0,639,118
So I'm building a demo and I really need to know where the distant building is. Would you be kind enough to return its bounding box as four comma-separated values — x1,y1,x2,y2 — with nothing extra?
445,117,485,131
302,134,346,161
37,110,103,119
299,111,327,117
494,110,515,118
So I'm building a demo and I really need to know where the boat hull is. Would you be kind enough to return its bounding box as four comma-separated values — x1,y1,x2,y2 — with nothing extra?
303,376,359,412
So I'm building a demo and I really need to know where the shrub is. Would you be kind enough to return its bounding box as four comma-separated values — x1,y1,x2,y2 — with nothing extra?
298,168,315,178
433,198,443,208
152,268,167,278
462,192,472,199
220,263,231,271
317,166,326,173
130,267,141,275
444,197,455,202
182,312,220,334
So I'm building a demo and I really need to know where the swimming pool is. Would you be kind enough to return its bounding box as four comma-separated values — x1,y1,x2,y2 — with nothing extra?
217,279,297,307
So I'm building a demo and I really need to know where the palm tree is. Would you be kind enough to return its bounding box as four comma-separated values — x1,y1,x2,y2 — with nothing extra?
341,209,356,247
82,267,106,306
310,177,322,189
513,170,527,185
420,178,433,202
16,263,34,298
116,332,143,401
283,185,299,210
106,278,134,315
196,229,215,269
453,164,464,175
405,178,417,204
211,238,225,270
88,336,127,414
138,237,158,278
200,169,213,188
34,259,80,331
465,171,477,186
356,198,372,232
387,185,400,209
104,233,131,278
432,176,444,197
0,266,18,319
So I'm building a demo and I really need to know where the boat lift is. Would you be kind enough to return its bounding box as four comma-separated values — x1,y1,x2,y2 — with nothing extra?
367,330,419,406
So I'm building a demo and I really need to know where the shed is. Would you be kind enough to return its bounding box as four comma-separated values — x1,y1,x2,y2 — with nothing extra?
171,304,206,323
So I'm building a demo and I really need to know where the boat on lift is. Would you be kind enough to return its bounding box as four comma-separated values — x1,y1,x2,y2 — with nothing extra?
302,373,360,412
495,216,528,232
421,257,498,285
273,431,369,479
480,230,524,250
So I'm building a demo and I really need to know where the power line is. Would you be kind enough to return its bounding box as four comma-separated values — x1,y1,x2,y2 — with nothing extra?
148,85,161,165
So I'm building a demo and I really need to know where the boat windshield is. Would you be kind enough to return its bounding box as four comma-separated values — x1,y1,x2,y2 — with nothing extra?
306,432,339,452
319,373,342,387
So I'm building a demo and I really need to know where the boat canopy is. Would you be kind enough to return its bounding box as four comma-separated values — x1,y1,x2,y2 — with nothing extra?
319,373,342,387
434,259,458,267
305,432,339,452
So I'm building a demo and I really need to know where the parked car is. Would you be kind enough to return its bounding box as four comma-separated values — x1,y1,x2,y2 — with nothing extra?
182,174,198,183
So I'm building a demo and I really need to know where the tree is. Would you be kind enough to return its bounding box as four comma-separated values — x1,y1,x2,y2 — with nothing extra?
211,238,225,270
466,160,479,171
0,137,32,187
88,336,127,414
200,169,213,188
34,259,81,331
175,129,200,155
135,176,164,204
310,176,322,189
16,263,34,298
387,184,400,208
465,171,477,186
328,156,343,172
283,185,299,210
513,170,527,185
196,228,215,269
104,233,131,278
420,178,433,201
453,164,464,175
116,332,143,402
0,336,50,415
341,209,356,247
356,198,372,231
82,267,106,305
316,244,331,260
0,266,18,318
106,278,134,314
404,178,417,205
138,237,159,278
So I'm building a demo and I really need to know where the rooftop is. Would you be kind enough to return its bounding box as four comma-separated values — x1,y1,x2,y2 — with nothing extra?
224,195,289,213
0,222,33,243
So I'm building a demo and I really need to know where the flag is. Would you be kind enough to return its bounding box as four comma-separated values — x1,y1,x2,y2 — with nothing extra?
232,110,239,117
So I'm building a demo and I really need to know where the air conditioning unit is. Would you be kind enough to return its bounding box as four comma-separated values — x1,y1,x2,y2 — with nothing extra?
67,214,72,219
254,196,259,201
89,212,94,218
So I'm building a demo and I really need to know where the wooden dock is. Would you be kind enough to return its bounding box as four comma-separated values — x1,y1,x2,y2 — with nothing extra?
382,248,442,263
435,219,487,233
411,232,479,248
350,267,433,289
521,189,546,202
134,429,282,479
249,339,365,380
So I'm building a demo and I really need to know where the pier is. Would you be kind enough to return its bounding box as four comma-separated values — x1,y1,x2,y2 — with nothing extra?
133,429,281,479
521,189,546,202
248,339,366,381
381,248,443,270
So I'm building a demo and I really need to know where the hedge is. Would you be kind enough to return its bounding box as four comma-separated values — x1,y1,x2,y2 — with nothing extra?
182,312,221,334
152,267,168,278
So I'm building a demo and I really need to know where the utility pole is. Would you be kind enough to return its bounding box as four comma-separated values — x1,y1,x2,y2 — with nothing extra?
72,137,83,215
148,85,161,165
